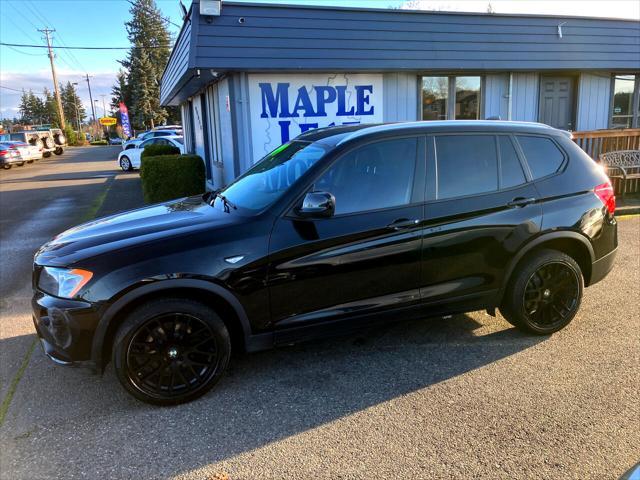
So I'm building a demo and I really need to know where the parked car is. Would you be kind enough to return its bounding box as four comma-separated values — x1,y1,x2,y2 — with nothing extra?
7,131,53,157
107,136,123,145
0,142,24,169
49,128,67,155
117,136,184,171
32,121,618,405
6,141,43,163
122,129,182,150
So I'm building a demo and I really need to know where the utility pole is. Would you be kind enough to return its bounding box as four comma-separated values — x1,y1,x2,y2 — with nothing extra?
39,28,66,128
84,74,97,126
100,94,108,117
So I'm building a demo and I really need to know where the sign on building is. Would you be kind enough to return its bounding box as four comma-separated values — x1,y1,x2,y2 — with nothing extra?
248,73,384,162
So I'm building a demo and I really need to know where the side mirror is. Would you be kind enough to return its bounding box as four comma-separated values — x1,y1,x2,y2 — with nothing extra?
298,191,335,218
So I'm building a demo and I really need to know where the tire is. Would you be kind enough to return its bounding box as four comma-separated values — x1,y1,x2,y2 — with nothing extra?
2,164,11,170
54,147,64,155
56,134,66,145
43,151,52,158
44,137,55,149
17,162,25,167
500,249,583,335
119,156,133,171
112,298,231,406
35,139,44,149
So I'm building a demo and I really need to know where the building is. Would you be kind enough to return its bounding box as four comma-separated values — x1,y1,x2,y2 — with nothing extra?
160,0,640,190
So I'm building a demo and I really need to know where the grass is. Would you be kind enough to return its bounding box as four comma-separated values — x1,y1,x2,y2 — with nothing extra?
77,178,114,224
0,338,37,427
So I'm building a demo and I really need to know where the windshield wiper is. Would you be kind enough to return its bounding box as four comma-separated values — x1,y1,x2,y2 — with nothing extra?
207,191,237,212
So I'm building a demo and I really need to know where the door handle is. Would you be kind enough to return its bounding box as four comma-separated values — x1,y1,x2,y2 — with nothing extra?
507,197,537,208
387,218,420,230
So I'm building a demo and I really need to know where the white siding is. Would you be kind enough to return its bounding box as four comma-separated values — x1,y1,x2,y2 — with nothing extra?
484,74,509,120
383,73,418,122
180,102,194,153
511,73,539,122
216,78,237,187
576,73,611,131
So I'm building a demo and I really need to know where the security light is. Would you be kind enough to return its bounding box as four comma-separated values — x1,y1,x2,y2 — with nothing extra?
200,0,221,16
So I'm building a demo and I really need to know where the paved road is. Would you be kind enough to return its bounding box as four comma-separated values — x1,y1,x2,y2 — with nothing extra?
0,151,638,479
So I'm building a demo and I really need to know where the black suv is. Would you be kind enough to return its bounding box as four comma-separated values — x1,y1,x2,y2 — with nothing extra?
32,121,617,405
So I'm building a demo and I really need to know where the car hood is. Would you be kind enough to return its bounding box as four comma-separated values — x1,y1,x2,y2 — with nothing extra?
35,195,244,266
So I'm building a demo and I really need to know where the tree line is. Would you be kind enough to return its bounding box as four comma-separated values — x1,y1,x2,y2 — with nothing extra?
110,0,178,130
18,82,86,128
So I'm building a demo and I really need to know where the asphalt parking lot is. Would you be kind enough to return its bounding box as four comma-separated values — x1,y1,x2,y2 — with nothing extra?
0,149,638,479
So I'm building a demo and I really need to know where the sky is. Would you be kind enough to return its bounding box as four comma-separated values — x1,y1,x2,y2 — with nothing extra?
1,0,639,120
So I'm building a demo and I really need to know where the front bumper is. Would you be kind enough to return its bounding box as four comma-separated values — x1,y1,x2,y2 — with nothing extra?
32,290,101,367
588,247,617,286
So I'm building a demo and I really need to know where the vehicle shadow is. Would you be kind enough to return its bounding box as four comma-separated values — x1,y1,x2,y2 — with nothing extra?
0,312,546,478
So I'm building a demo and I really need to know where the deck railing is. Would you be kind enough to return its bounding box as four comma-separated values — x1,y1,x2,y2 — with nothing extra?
573,128,640,195
572,128,640,160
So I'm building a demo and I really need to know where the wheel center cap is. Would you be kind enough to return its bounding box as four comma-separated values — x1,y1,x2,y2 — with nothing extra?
543,289,551,298
167,347,179,359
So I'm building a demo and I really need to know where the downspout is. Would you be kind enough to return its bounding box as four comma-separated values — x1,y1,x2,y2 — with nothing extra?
507,73,513,121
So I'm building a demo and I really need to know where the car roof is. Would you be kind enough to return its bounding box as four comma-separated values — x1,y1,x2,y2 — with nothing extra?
336,120,563,145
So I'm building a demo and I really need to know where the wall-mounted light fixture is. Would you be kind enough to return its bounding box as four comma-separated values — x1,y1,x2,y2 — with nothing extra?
200,0,221,17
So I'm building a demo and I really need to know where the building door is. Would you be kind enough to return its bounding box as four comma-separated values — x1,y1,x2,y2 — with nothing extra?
538,76,576,130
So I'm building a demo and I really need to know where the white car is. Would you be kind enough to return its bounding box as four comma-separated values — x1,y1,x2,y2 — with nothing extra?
117,136,185,171
6,141,43,162
122,129,182,150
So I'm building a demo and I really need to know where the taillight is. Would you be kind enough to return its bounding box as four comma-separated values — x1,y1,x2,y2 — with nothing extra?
0,150,7,155
594,182,616,215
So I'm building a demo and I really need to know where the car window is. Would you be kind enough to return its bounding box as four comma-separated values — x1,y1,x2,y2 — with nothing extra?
315,137,417,215
219,141,329,212
154,139,171,146
141,139,156,148
435,135,497,199
499,136,527,188
516,135,565,179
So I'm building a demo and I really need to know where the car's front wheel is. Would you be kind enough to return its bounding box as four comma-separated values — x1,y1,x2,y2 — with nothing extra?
112,298,231,405
54,147,64,155
500,249,583,334
119,156,132,171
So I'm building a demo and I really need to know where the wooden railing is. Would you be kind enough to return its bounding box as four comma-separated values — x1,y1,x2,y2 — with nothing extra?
573,128,640,195
572,128,640,160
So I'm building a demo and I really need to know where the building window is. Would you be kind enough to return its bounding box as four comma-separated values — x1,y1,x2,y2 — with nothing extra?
455,77,481,120
421,76,482,121
422,77,448,120
611,74,639,129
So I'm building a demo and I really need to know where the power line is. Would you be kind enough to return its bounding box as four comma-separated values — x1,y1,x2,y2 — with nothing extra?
0,42,173,50
0,86,47,96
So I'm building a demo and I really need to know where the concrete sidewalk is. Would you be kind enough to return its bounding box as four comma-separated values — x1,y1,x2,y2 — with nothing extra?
96,171,144,217
616,193,640,216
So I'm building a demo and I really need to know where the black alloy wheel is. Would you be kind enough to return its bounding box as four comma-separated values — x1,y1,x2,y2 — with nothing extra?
522,262,580,331
113,299,231,405
501,249,583,334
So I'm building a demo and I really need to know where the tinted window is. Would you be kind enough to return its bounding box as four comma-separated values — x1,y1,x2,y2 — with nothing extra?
516,136,564,179
499,136,527,188
219,141,328,212
315,138,417,215
435,135,497,199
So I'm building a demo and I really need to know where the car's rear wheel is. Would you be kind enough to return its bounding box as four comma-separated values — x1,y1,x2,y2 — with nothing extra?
17,162,25,166
119,156,132,171
43,151,52,158
2,164,11,169
500,249,583,334
113,298,231,406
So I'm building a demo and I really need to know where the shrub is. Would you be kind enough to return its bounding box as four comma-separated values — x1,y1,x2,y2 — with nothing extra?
141,144,180,159
63,125,77,145
90,140,108,145
140,154,205,204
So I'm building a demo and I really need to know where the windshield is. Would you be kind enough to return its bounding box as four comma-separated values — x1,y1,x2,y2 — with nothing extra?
215,141,329,212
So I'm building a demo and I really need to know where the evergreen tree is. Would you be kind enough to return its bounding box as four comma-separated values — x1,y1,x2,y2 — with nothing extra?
60,82,86,129
110,69,132,111
117,0,173,129
42,88,59,126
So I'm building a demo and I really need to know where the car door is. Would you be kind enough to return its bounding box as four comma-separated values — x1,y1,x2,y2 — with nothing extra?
268,136,426,337
420,133,542,308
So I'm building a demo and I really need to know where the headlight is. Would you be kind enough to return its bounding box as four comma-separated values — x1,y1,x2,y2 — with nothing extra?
38,267,93,298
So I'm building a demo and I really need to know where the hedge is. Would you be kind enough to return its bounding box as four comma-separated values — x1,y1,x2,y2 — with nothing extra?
141,144,181,159
140,154,205,204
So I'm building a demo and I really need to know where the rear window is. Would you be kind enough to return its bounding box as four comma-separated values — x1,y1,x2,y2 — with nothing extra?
435,135,498,199
516,136,565,179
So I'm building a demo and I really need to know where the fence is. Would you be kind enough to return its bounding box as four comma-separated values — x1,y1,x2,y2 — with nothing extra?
573,128,640,195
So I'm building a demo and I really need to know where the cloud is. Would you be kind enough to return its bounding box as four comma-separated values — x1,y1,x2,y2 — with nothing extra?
1,69,117,118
